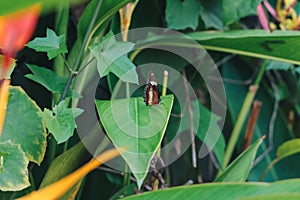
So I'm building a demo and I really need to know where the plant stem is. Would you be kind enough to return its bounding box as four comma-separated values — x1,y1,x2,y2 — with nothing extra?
221,63,267,170
59,0,103,103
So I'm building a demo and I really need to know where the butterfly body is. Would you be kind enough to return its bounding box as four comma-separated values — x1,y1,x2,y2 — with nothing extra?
144,72,160,106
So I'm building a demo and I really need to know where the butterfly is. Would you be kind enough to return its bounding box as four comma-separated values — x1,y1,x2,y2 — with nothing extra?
144,71,160,106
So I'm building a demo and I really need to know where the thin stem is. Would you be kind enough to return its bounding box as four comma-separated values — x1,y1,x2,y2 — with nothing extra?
59,0,103,103
221,63,267,170
182,70,197,168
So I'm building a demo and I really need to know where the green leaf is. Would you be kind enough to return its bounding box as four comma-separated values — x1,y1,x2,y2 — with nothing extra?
239,194,300,200
95,95,174,188
39,100,83,144
26,28,68,60
165,0,202,30
277,139,300,159
265,60,293,71
199,0,223,30
188,30,300,65
122,179,300,200
0,141,29,191
89,32,138,84
25,64,81,98
223,0,261,26
1,87,46,165
215,137,264,182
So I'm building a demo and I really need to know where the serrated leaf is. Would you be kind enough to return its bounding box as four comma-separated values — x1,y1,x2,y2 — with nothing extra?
26,28,68,60
39,100,83,144
166,0,202,30
0,140,29,191
95,95,174,188
215,137,264,182
89,31,138,84
25,64,81,98
1,87,46,165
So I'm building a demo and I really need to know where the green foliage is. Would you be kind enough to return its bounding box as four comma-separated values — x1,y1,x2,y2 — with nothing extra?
215,137,263,182
25,64,81,98
165,0,202,30
1,87,46,164
122,179,300,200
89,31,138,84
26,28,68,60
0,141,29,191
189,30,300,65
222,0,261,26
39,100,83,144
3,0,300,199
95,95,174,188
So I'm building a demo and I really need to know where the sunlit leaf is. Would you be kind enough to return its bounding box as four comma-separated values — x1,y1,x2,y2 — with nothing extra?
95,95,174,188
39,100,83,144
0,140,29,191
26,28,68,60
1,87,46,164
89,31,138,84
122,178,300,200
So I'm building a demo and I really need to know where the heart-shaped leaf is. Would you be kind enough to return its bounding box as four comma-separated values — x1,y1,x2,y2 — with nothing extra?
1,87,46,165
95,95,174,188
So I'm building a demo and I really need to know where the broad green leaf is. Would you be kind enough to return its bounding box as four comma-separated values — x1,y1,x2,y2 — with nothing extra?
1,87,46,164
223,0,261,26
165,0,202,30
215,137,263,182
26,28,68,60
25,64,81,98
95,95,174,188
239,194,300,200
277,139,300,159
89,32,138,84
0,0,85,15
199,0,223,30
0,140,29,191
39,100,83,144
265,60,293,71
188,30,300,65
122,179,300,200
